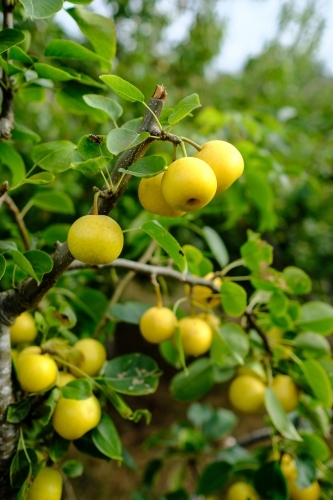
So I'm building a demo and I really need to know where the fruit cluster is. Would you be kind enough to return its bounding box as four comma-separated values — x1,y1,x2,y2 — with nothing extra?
9,313,109,498
139,140,244,217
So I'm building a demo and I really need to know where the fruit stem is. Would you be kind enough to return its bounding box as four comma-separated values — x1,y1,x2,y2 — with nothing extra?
173,143,178,162
181,136,202,151
151,274,163,308
180,140,187,157
93,190,101,216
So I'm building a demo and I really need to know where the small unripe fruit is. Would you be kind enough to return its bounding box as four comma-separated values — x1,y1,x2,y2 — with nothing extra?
193,140,244,194
178,317,213,356
226,481,260,500
266,326,284,341
67,214,124,265
27,467,62,500
17,353,58,393
139,306,177,343
52,395,101,440
272,374,299,413
138,173,185,218
10,312,37,345
161,157,217,212
228,375,266,414
70,338,106,377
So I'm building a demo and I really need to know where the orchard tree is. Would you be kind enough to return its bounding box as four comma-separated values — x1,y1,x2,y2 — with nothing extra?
1,2,333,500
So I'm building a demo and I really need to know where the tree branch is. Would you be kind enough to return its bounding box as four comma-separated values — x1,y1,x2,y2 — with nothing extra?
245,312,272,354
68,258,222,292
2,194,30,250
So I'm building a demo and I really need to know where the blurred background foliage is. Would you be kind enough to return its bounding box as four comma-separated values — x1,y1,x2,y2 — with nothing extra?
1,0,332,302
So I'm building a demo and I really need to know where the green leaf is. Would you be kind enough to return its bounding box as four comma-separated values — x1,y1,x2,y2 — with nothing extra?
23,250,53,282
294,455,316,490
32,190,75,214
100,353,161,395
45,39,108,63
56,84,107,122
100,75,144,102
142,220,187,273
74,432,110,460
9,46,33,63
269,291,288,317
241,231,273,272
296,301,333,335
119,156,166,178
62,459,84,478
31,140,76,173
0,29,25,54
10,449,37,488
62,379,92,400
92,412,122,460
7,249,39,282
34,63,78,81
298,432,330,461
109,301,150,324
19,0,63,18
76,134,110,160
67,8,116,63
221,282,247,317
168,94,201,125
202,408,238,440
83,94,123,121
17,83,46,103
50,433,70,462
196,461,231,495
107,128,149,155
0,254,6,280
12,122,41,144
23,172,55,185
43,224,70,246
0,142,25,186
71,156,111,177
38,388,61,426
283,266,312,295
170,358,215,401
294,332,331,358
214,323,250,365
254,461,288,500
265,388,302,442
202,226,229,268
7,399,31,423
301,359,332,407
0,241,17,252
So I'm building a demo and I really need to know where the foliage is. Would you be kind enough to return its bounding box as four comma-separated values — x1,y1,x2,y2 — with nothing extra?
0,1,333,500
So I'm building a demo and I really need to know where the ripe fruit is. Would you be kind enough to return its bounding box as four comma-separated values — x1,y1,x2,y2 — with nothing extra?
188,272,222,308
138,173,185,218
281,454,298,481
67,215,124,265
10,312,37,345
226,481,260,500
17,353,58,392
71,338,106,377
19,346,42,357
178,317,213,356
139,306,177,344
193,140,244,194
52,395,101,440
161,157,217,212
272,375,299,412
58,372,76,387
27,467,62,500
228,375,266,414
288,480,321,500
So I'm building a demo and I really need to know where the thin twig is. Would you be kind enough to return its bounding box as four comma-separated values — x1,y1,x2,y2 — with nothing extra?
245,311,272,354
93,241,158,337
3,194,30,250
